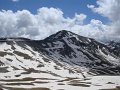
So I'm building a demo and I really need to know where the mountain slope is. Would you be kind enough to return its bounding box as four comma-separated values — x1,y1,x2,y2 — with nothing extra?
1,30,120,90
38,30,120,75
0,39,83,80
0,30,120,80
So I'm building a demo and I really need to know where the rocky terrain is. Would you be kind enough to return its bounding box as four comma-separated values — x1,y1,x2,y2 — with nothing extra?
0,30,120,90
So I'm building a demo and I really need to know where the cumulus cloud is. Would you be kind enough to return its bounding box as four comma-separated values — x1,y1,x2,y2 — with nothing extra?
88,0,120,41
0,7,108,41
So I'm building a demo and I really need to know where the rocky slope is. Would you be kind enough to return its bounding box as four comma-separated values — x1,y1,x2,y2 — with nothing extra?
0,30,120,80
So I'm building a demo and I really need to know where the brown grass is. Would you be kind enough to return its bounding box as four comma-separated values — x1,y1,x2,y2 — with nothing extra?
5,83,34,85
0,77,58,82
57,83,65,85
68,83,90,87
0,77,36,82
31,81,49,84
7,88,50,90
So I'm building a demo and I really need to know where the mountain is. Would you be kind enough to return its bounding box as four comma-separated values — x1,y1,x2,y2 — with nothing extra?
108,41,120,57
39,30,120,75
0,30,120,89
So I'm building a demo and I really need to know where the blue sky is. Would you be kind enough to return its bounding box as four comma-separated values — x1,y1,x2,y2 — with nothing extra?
0,0,109,24
0,0,119,41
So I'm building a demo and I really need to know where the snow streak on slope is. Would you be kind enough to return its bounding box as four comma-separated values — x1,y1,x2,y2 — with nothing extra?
0,40,84,79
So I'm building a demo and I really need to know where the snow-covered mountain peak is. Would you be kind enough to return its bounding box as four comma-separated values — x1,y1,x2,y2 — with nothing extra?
43,30,93,48
44,30,78,41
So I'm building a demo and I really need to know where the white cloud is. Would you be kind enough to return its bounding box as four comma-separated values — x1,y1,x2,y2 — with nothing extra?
88,0,120,41
0,7,108,41
12,0,19,2
74,13,87,25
